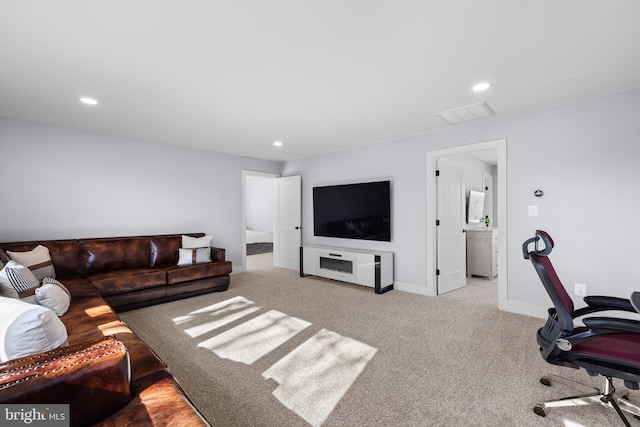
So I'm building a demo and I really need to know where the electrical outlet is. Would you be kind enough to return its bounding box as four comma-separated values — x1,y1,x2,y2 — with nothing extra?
575,283,587,297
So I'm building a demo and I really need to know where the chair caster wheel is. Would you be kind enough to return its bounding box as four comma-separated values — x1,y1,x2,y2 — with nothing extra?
533,404,547,417
540,376,552,387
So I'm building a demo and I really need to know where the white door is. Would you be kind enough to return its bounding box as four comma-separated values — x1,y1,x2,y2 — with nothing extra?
436,158,467,294
273,175,301,270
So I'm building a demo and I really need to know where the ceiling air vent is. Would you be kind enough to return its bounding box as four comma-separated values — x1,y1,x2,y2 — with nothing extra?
437,101,495,125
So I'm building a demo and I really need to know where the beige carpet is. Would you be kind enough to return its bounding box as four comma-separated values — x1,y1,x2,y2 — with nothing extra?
120,257,640,426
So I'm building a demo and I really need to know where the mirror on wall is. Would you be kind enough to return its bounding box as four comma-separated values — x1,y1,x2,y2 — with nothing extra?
467,190,485,223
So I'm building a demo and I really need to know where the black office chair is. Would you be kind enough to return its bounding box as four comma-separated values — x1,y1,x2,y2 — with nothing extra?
523,230,640,426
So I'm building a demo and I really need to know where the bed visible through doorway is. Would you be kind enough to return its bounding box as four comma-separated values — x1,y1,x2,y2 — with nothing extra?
246,229,273,255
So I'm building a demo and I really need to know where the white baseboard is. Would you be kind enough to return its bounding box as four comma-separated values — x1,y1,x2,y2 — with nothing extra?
499,299,548,319
395,280,550,319
393,281,432,296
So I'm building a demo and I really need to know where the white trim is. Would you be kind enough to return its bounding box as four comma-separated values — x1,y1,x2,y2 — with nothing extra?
425,139,508,308
393,281,431,296
501,300,548,319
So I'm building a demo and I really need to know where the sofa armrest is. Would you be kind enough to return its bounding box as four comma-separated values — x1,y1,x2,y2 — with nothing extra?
0,336,131,426
210,247,225,262
95,371,211,426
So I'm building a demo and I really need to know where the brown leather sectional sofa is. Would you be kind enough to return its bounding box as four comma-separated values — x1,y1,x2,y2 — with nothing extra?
0,233,233,426
0,233,232,312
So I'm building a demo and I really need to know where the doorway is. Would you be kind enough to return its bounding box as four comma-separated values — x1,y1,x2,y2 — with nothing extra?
242,171,279,272
425,139,507,309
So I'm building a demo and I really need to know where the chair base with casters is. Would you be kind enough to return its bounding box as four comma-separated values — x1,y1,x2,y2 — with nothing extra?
523,230,640,426
534,373,640,424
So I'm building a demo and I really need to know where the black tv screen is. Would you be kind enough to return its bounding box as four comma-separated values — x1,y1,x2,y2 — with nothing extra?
313,180,391,241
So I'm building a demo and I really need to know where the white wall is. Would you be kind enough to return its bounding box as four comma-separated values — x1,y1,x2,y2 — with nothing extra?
3,88,639,315
283,88,640,312
246,177,274,232
0,117,282,270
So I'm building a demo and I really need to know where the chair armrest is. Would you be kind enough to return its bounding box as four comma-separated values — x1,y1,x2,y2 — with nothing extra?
210,247,226,262
0,336,131,426
573,295,636,318
584,295,634,311
582,316,640,335
561,317,640,349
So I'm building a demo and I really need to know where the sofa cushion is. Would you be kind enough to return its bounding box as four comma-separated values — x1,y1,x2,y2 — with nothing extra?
86,268,167,296
150,235,182,266
1,240,81,278
163,261,232,285
81,237,152,275
61,295,122,338
55,284,167,383
0,296,68,361
66,319,167,383
61,276,102,300
150,233,205,267
6,244,56,280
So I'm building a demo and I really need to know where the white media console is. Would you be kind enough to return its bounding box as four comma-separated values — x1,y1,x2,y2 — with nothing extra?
300,245,394,294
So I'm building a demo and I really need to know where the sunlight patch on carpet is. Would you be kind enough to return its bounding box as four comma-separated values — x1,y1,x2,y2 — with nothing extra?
184,306,262,338
262,328,378,427
198,310,311,364
563,420,587,427
172,296,255,325
172,296,256,325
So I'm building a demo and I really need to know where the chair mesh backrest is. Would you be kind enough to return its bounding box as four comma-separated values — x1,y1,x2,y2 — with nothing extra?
535,255,574,317
524,230,576,335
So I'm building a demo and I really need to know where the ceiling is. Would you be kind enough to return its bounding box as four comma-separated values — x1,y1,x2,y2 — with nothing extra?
1,1,639,162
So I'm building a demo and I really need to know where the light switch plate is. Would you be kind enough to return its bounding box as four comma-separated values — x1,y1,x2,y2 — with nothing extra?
575,283,587,296
528,205,538,216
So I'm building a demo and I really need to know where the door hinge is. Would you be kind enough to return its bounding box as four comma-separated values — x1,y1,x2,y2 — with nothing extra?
435,170,440,177
436,219,440,226
436,269,440,276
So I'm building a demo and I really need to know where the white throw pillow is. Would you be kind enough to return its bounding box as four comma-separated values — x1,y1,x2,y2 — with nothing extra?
42,277,71,297
182,235,212,249
0,296,68,362
36,283,71,316
0,260,41,303
7,245,56,280
177,248,212,265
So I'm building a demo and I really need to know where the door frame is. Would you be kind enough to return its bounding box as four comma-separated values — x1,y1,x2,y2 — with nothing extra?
425,139,507,309
241,170,280,273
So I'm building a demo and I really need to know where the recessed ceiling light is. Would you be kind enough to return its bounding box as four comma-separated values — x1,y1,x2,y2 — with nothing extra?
273,141,283,147
472,82,491,92
80,97,98,105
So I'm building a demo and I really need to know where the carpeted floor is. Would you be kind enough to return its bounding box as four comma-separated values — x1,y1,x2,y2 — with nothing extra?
120,256,640,426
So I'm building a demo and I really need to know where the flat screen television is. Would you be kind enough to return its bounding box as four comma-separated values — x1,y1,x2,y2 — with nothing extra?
313,180,391,241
